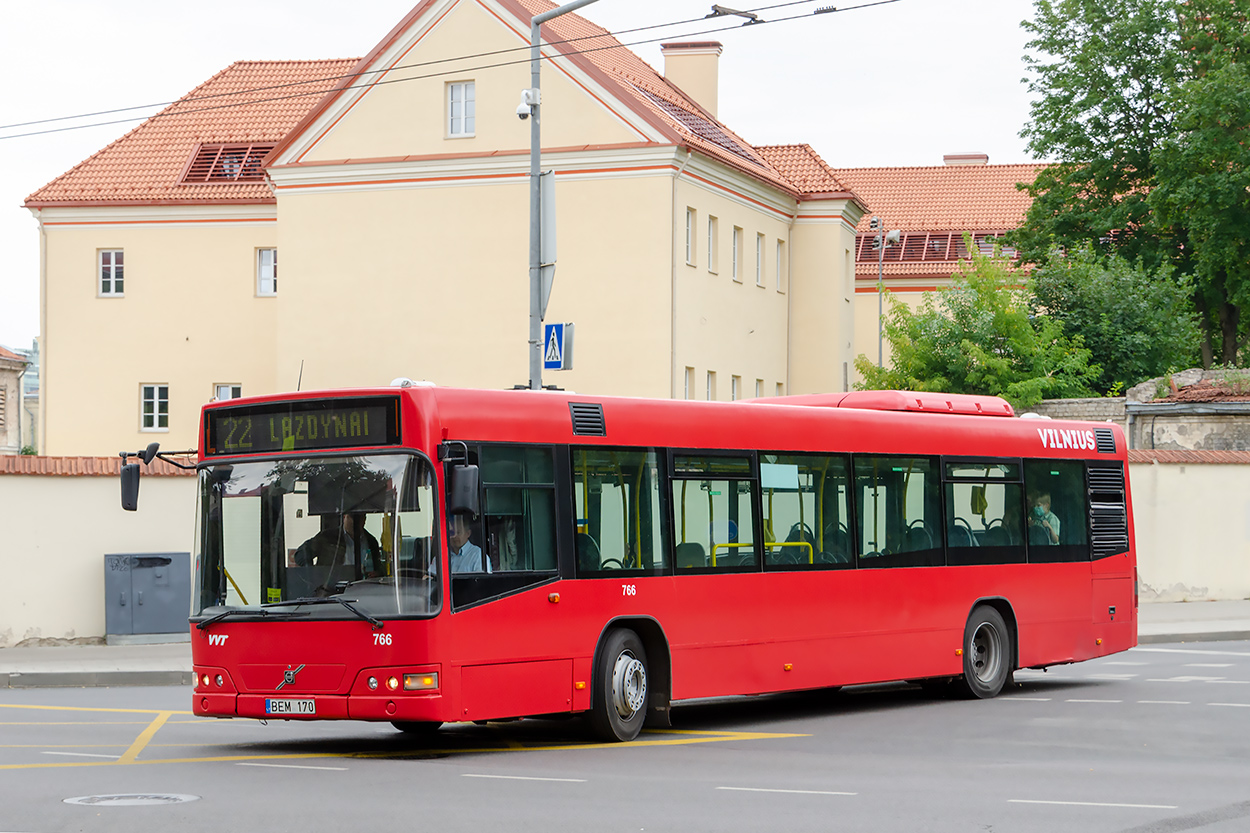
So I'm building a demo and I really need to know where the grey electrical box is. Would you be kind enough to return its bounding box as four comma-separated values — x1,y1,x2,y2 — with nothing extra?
104,553,191,643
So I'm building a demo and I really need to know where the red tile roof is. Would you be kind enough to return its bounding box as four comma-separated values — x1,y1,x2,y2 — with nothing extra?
754,145,855,197
1128,450,1250,465
0,346,26,362
0,456,194,476
829,164,1044,233
25,60,358,207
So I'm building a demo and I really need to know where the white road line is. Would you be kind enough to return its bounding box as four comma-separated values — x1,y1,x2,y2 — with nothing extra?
1138,700,1190,705
1208,703,1250,708
1103,661,1149,666
717,787,857,796
1088,674,1138,680
41,751,121,759
1206,680,1250,685
462,774,586,783
1004,697,1052,701
1135,647,1250,658
1186,663,1233,668
1066,699,1123,703
236,762,348,771
1009,799,1177,809
1147,676,1224,683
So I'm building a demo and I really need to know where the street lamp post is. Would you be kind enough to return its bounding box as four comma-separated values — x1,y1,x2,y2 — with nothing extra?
525,0,600,390
870,217,900,368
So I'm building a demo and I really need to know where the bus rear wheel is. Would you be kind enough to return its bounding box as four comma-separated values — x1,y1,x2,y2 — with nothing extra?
590,628,648,742
391,720,442,736
955,606,1011,699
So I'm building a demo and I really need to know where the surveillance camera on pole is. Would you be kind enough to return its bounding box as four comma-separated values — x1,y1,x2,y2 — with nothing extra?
516,88,539,120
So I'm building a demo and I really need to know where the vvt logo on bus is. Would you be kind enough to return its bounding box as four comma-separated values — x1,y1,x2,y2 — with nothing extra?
1037,428,1097,451
207,634,229,646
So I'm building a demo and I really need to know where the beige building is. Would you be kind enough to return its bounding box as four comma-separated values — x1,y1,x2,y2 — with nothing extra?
0,346,28,455
27,0,867,457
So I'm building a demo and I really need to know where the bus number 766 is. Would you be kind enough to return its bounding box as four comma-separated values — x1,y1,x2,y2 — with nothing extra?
622,584,636,596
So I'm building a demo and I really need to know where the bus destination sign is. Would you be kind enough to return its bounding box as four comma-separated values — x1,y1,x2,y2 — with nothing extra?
205,397,401,456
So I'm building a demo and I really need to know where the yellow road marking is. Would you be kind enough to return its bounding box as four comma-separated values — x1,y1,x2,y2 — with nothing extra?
0,703,192,716
0,728,806,771
0,721,155,726
118,711,173,764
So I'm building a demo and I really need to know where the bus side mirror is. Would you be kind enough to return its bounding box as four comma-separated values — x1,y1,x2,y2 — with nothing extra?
449,464,480,516
121,463,141,511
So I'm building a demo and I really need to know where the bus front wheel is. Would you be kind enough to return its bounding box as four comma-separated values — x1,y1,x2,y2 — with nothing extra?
590,628,648,742
956,606,1011,699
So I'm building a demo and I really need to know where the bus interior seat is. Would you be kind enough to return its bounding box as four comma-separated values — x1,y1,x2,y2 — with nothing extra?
904,526,933,551
948,524,977,548
675,542,706,569
576,532,601,571
1028,525,1051,546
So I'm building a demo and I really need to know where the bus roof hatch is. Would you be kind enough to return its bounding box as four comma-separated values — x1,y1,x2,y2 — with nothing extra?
763,390,1015,417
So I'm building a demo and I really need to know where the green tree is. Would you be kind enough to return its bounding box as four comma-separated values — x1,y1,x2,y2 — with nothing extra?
1030,244,1201,392
855,247,1101,409
1150,0,1250,364
1013,0,1180,267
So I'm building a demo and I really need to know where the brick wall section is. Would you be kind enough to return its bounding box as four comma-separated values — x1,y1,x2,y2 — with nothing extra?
0,456,194,476
1026,397,1127,428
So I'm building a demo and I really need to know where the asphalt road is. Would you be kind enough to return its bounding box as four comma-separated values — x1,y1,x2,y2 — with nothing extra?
3,640,1250,833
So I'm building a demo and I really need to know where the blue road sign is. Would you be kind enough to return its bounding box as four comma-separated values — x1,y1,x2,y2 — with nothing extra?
543,322,574,371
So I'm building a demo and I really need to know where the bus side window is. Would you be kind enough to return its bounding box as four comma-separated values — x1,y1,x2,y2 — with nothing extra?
1023,459,1089,563
853,455,942,568
760,453,852,570
671,454,758,571
572,447,666,575
479,445,557,573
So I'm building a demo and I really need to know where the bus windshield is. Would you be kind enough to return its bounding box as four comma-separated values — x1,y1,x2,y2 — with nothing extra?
193,454,440,619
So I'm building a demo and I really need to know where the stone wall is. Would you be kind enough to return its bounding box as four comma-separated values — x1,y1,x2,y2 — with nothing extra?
1026,397,1127,429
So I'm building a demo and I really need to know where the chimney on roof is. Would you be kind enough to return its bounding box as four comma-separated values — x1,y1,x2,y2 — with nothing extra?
944,152,990,166
661,41,723,119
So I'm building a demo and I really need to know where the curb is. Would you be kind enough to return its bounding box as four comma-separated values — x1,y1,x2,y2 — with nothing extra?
2,671,193,689
1138,630,1250,645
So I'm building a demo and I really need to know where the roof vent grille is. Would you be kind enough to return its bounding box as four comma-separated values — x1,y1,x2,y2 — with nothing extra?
1088,463,1129,559
181,143,275,184
1094,427,1117,453
569,402,606,436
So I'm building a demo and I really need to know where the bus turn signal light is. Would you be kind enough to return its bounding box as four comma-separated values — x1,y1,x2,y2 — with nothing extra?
548,593,560,603
404,673,439,691
955,649,963,656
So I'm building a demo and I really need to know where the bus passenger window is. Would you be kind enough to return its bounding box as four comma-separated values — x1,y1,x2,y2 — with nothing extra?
1023,459,1089,563
944,461,1025,566
853,456,942,568
760,453,852,570
671,454,758,571
572,448,666,575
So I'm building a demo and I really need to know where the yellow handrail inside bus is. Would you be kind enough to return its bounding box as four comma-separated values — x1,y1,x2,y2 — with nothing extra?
763,540,815,564
710,541,768,566
680,480,688,542
579,450,589,534
221,566,248,606
632,461,643,568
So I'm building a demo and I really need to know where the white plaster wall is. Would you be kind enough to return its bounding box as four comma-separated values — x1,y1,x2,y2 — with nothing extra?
1130,462,1250,601
0,474,196,646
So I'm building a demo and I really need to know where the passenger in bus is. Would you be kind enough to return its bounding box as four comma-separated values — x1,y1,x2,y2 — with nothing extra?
448,514,491,573
1028,492,1061,545
292,513,383,576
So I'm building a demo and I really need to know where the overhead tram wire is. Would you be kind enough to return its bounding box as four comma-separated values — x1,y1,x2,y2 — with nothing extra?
0,0,899,142
0,0,860,133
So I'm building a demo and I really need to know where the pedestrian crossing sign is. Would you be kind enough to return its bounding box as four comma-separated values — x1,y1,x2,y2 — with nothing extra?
543,322,574,371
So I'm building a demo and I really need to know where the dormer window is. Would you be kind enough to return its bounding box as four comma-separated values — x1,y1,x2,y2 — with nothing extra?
448,82,475,137
181,143,275,183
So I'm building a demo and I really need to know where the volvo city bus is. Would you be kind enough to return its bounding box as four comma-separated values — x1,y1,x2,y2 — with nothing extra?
122,384,1136,741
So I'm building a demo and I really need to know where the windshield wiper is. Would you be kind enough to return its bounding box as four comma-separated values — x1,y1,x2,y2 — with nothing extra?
195,608,310,630
263,596,384,630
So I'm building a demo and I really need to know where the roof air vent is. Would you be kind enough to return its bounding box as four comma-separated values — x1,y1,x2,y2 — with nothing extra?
569,402,606,436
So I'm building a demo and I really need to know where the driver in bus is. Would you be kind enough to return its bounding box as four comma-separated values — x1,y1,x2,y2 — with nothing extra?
292,513,384,576
448,514,491,573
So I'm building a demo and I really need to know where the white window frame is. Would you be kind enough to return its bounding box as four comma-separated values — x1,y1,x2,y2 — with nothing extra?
684,367,693,400
756,233,765,286
707,371,716,401
214,384,242,402
776,240,787,293
732,227,742,282
141,384,169,432
755,379,763,398
685,208,696,266
257,248,277,296
731,375,740,401
776,382,784,397
707,216,719,273
99,249,124,297
447,81,476,137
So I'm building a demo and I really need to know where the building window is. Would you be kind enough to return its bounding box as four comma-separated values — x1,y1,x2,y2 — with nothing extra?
99,250,124,296
685,208,696,266
214,384,242,401
756,233,765,286
448,81,475,136
731,375,740,401
181,143,274,183
732,227,742,282
708,216,719,273
775,382,785,396
141,384,169,431
707,371,716,401
755,379,763,398
776,240,787,293
684,367,694,400
257,249,277,296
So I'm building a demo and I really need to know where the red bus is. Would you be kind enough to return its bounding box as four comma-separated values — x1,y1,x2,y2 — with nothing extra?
124,384,1136,741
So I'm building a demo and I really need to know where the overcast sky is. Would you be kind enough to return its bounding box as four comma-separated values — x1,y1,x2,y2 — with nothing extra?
0,0,1039,350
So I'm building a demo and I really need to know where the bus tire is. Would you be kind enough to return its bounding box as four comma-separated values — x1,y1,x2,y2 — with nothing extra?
391,720,442,736
956,606,1011,699
590,628,648,742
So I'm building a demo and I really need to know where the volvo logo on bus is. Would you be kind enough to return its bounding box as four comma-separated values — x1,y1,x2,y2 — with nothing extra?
276,664,305,690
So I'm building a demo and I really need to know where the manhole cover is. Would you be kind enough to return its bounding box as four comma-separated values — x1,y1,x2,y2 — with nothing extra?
63,794,200,806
